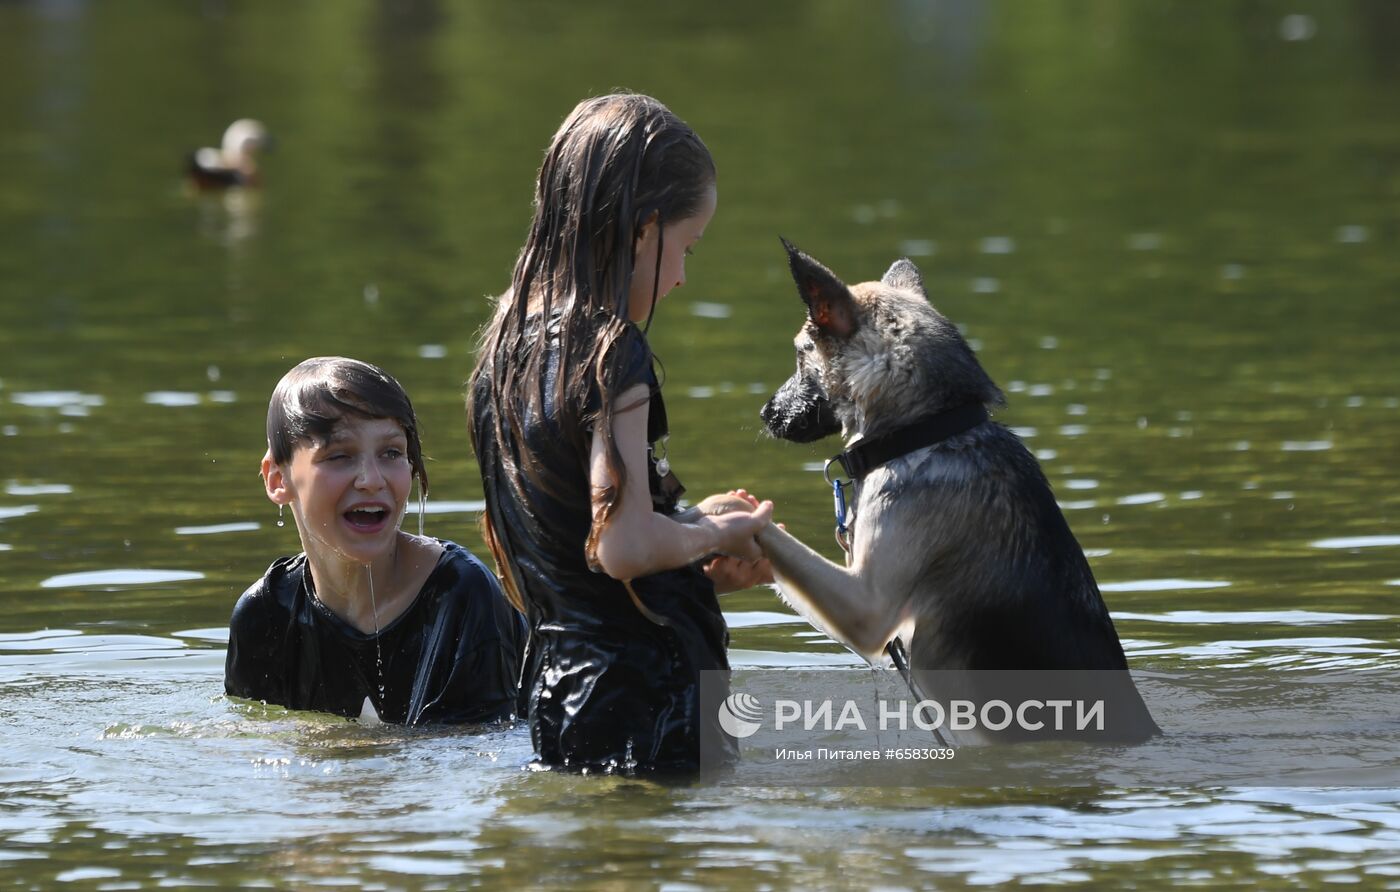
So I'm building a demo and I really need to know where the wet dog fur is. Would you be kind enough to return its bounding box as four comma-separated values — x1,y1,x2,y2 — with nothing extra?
730,240,1158,742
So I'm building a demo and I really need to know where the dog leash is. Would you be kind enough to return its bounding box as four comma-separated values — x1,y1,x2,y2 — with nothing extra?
822,403,990,554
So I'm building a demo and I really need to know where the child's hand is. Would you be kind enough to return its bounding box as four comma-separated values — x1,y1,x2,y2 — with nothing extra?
706,489,783,591
703,553,775,594
707,499,772,563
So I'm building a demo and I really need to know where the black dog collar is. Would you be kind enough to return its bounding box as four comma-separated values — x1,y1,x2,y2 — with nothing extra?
829,404,989,482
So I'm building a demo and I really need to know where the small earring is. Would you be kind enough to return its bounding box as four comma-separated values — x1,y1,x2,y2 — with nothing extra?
277,504,285,528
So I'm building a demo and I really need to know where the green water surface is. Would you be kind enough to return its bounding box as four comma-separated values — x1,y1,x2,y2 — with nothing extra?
2,1,1399,889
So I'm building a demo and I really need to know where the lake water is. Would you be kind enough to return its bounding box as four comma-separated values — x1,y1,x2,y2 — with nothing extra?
3,1,1400,888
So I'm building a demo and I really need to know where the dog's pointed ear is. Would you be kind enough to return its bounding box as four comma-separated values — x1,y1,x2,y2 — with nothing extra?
882,258,926,298
781,237,857,338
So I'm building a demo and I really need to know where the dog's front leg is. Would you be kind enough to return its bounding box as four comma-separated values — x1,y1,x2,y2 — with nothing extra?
755,524,902,663
680,494,903,661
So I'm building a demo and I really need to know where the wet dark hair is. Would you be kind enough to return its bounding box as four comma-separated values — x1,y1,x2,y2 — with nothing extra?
267,357,428,494
469,93,715,573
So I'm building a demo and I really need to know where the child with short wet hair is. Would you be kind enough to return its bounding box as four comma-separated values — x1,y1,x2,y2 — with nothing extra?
226,356,525,724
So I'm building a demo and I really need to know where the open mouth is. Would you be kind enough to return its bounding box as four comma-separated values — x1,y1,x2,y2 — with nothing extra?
343,507,389,529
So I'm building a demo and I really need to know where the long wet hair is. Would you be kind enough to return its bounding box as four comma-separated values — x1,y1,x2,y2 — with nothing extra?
468,93,715,594
267,356,428,496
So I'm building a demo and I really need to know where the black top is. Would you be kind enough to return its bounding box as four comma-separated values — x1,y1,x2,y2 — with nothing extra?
224,539,527,725
470,316,733,773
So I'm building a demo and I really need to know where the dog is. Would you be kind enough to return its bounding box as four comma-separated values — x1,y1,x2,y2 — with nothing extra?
731,239,1158,743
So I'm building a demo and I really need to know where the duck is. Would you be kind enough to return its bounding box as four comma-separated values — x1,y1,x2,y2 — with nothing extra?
187,119,271,189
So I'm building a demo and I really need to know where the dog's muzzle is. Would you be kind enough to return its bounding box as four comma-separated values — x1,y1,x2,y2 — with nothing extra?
760,376,841,443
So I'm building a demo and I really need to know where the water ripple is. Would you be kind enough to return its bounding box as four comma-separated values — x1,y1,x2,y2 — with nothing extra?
4,483,71,496
1117,492,1166,506
1115,610,1391,625
10,391,104,409
144,391,202,407
690,301,733,319
1312,536,1400,550
175,522,260,536
724,611,804,629
1100,579,1231,592
729,649,863,668
416,500,486,515
39,569,205,589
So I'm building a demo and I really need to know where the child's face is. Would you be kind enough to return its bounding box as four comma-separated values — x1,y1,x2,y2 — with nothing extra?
629,182,718,325
270,415,414,565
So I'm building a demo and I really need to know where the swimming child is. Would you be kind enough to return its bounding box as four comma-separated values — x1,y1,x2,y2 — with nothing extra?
468,93,774,773
226,357,526,724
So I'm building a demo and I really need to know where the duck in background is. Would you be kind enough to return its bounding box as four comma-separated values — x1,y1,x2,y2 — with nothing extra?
187,119,272,189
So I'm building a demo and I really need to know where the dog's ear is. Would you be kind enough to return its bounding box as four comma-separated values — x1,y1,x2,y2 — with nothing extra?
881,258,926,298
781,237,857,338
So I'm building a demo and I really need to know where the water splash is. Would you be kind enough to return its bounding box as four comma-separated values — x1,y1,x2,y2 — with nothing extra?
417,485,426,538
358,696,383,725
365,565,385,704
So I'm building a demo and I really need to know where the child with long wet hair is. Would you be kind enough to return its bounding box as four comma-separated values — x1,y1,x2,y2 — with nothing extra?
468,94,773,773
225,357,525,724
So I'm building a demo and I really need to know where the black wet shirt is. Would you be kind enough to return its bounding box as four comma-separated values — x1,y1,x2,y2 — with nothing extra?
471,318,733,773
224,540,527,725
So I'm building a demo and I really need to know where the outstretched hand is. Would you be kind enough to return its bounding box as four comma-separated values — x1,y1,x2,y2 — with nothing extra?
697,489,781,594
705,498,771,562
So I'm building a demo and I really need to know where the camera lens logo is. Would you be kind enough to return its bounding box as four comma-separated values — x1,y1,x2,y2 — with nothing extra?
717,692,764,739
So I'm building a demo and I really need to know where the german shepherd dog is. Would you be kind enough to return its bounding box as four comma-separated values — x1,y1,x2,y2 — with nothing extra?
728,240,1158,743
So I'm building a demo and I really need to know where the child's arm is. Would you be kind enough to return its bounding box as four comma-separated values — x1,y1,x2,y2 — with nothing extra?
590,385,771,581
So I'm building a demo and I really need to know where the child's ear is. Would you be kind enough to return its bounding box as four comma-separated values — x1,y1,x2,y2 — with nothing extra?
633,210,660,255
261,450,293,505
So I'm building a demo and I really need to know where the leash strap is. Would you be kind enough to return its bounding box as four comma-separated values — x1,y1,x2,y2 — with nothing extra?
834,404,989,481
